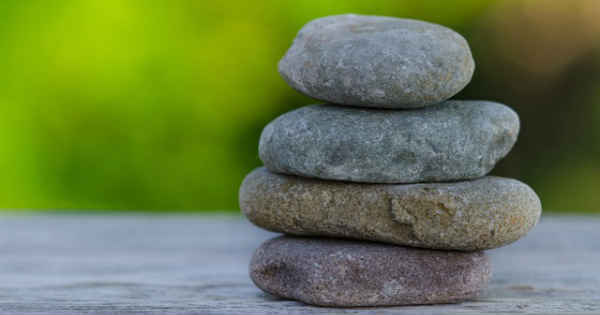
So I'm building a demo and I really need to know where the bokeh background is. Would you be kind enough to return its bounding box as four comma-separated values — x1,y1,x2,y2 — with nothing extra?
1,0,598,212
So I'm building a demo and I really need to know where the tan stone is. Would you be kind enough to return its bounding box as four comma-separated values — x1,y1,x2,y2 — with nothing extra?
239,167,542,251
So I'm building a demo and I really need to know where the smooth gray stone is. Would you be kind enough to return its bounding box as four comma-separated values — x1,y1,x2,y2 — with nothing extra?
278,14,475,108
259,101,519,183
250,236,491,307
240,168,541,251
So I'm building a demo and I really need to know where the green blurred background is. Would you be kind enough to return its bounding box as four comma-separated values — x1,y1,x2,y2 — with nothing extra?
1,0,598,212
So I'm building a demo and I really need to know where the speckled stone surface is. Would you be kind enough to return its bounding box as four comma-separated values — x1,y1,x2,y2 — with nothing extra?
250,236,491,307
278,14,474,108
240,168,542,251
259,101,519,184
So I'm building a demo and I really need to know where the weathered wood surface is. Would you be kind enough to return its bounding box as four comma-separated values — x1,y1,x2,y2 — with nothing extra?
0,214,597,315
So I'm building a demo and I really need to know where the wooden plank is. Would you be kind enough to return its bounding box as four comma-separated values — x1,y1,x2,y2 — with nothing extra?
0,214,597,314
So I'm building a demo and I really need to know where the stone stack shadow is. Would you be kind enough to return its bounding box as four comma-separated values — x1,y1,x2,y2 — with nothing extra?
239,14,542,307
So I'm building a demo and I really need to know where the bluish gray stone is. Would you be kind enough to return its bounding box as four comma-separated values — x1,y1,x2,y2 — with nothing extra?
278,14,475,108
250,236,491,307
259,101,519,184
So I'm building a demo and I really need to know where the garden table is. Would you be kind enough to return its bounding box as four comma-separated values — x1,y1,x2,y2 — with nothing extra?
0,214,597,314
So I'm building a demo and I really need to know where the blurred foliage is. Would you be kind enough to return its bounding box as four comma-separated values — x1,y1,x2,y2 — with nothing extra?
0,0,598,212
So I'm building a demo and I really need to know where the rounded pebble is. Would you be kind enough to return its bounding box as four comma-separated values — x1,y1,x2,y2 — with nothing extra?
278,14,475,108
259,101,519,184
250,236,491,307
240,167,542,251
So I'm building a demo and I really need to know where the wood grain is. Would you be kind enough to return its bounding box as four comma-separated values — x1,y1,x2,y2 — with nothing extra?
0,214,597,314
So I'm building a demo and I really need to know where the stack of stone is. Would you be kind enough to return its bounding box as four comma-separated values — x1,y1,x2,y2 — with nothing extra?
239,14,542,307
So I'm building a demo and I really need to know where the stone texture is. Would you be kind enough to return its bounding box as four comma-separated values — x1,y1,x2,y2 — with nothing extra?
278,14,475,108
259,101,519,184
240,168,541,251
250,236,491,307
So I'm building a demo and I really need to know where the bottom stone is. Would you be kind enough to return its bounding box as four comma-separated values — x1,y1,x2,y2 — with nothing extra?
250,236,491,307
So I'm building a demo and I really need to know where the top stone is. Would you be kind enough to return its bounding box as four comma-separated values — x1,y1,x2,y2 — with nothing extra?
278,14,475,109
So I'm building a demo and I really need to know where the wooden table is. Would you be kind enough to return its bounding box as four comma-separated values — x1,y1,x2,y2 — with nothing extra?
0,214,597,314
